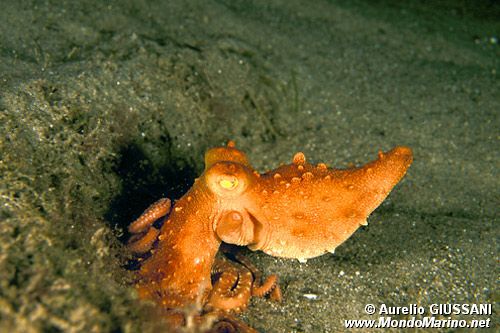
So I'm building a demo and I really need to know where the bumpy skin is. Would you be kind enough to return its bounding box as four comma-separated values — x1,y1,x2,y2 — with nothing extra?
213,144,413,262
131,141,412,329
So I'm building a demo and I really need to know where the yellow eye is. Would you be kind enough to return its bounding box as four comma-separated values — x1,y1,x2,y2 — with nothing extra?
219,177,238,190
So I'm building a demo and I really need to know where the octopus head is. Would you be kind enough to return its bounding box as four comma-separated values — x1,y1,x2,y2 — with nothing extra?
204,161,258,246
204,161,254,198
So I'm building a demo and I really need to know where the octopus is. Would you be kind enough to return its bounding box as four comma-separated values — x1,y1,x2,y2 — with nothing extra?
127,141,413,332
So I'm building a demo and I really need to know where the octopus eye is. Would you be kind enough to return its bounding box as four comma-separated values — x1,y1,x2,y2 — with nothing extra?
219,177,238,190
204,162,252,197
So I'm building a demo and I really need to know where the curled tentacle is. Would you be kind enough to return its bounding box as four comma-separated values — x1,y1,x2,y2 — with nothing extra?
233,251,283,302
252,274,280,299
128,227,160,254
207,258,253,313
207,312,260,333
127,198,171,254
128,198,171,234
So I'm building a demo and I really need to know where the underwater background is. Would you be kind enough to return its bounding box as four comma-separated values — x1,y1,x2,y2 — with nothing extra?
0,0,498,332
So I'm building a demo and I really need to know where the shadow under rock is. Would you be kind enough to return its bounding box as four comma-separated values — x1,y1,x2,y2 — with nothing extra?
105,141,197,243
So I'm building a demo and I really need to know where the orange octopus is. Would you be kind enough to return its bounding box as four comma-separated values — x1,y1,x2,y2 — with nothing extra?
128,141,413,332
